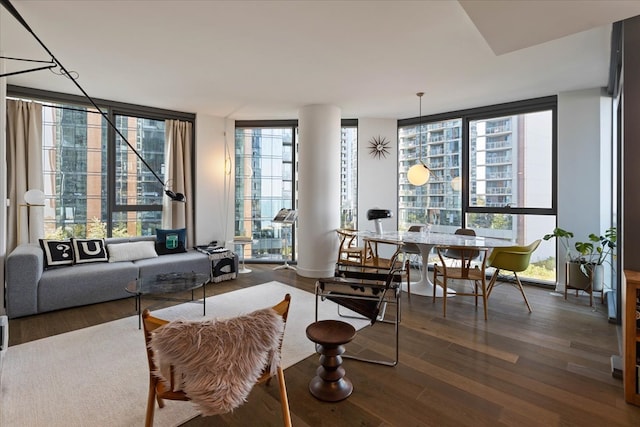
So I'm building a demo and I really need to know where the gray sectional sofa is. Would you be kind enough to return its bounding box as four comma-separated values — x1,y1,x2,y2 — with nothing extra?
5,236,212,318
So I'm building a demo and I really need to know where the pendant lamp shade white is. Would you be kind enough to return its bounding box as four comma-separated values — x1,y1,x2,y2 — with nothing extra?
408,92,431,186
408,161,430,186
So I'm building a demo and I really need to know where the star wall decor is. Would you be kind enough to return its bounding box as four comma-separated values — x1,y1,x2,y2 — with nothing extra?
368,135,391,159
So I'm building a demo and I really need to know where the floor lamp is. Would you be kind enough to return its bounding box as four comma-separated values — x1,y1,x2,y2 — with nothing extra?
17,189,45,245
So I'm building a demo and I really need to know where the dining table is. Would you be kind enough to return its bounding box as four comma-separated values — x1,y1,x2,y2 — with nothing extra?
356,230,514,297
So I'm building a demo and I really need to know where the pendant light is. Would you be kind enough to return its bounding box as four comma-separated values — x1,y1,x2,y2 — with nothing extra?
407,92,431,186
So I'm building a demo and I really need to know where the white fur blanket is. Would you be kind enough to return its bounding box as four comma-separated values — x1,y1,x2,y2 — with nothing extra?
149,308,285,416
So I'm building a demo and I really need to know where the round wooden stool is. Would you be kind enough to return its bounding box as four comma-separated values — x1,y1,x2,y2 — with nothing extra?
305,319,357,402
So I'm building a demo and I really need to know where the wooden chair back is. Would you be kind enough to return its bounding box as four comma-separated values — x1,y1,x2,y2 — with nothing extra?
142,294,292,427
336,229,368,266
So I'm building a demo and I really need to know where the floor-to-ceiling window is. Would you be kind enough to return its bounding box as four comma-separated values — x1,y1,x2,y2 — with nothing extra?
9,86,194,238
398,97,557,283
340,123,358,229
235,122,296,262
235,120,357,262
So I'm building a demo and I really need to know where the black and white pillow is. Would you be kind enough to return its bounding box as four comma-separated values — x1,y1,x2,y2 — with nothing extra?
71,238,108,264
39,239,74,268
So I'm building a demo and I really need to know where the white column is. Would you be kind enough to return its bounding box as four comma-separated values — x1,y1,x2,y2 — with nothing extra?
297,105,341,278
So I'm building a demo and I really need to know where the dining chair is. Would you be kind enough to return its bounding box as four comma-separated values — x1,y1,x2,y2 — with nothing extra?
441,228,479,265
317,254,403,366
401,225,425,299
486,240,541,313
433,245,490,320
361,237,410,295
142,294,292,427
336,229,368,267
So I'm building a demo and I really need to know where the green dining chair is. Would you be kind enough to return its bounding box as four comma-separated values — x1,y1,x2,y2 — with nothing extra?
486,239,541,313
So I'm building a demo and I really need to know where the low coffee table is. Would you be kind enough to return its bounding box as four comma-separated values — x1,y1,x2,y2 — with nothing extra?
125,272,211,329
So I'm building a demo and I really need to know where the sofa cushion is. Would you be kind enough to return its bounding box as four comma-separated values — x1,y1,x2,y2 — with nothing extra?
155,228,187,255
37,261,139,313
107,241,158,263
72,238,108,264
39,239,74,268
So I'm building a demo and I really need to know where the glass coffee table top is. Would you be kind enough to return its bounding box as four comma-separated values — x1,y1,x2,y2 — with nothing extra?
126,272,211,295
125,272,211,328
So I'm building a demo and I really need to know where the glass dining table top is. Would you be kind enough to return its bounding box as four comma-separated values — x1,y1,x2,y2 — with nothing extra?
356,230,514,249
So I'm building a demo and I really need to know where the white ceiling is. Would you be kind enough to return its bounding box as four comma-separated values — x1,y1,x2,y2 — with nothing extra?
2,0,640,120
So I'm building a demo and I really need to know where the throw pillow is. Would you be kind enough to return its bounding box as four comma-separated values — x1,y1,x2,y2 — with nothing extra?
155,228,187,255
39,239,74,268
71,238,108,264
107,241,158,263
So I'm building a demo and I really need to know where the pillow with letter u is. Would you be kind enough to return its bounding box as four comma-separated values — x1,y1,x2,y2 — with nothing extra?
155,228,187,255
71,238,108,264
39,239,74,269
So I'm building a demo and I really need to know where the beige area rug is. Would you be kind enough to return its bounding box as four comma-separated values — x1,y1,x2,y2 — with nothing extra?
0,281,370,427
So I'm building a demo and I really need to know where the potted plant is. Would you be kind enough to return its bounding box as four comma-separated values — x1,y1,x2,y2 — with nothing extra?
543,226,617,295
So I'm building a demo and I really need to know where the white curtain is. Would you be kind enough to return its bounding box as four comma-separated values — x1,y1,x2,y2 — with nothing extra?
6,99,43,251
162,119,194,247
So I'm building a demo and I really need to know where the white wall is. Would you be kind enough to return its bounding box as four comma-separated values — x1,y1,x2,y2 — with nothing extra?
357,118,399,257
357,118,398,232
556,87,613,290
194,114,235,248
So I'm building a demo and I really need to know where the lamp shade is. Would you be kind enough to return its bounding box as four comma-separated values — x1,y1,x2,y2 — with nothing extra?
407,163,430,186
451,176,462,191
367,209,393,220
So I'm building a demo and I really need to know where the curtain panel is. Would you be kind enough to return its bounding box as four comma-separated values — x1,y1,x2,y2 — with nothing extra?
163,119,194,247
6,99,43,252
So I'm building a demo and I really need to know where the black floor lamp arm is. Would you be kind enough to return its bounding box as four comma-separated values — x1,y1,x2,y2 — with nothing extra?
1,0,167,190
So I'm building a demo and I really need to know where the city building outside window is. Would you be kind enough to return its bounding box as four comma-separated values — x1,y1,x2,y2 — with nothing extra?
10,87,194,238
398,98,557,284
234,122,357,262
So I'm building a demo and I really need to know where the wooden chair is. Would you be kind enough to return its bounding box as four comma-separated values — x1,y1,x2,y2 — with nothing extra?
361,237,410,293
400,225,425,299
440,228,479,264
433,245,490,320
142,295,292,427
336,229,368,266
486,240,541,313
317,253,403,366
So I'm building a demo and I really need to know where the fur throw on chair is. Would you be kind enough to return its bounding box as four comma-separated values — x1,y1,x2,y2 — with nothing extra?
149,308,285,416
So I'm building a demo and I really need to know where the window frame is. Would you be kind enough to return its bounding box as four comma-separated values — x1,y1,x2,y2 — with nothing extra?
398,96,557,223
7,84,196,237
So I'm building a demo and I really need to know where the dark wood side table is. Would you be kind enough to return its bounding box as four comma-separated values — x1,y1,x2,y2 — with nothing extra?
305,319,357,402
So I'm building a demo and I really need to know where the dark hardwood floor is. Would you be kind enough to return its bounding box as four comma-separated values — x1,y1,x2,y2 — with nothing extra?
8,265,640,426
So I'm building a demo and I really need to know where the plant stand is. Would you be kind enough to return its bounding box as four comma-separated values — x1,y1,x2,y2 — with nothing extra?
565,261,604,306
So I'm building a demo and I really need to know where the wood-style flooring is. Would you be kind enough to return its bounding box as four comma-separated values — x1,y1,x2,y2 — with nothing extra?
8,264,640,426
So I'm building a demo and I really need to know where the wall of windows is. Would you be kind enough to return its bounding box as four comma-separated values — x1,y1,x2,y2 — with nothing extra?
9,85,194,238
398,97,557,283
235,121,357,262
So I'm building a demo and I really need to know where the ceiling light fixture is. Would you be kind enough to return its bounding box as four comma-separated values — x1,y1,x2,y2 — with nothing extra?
407,92,431,186
0,0,185,202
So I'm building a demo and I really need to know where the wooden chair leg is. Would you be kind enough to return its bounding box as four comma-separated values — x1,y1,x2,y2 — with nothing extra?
513,273,532,313
145,380,157,427
405,259,411,301
442,276,448,318
432,266,437,303
277,366,293,427
487,269,500,297
481,280,488,320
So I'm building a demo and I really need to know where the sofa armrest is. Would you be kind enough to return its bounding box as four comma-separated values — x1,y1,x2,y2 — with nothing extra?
6,244,44,318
